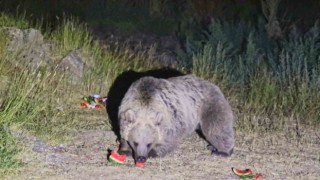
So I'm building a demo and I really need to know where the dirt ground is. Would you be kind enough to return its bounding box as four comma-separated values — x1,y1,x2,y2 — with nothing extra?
5,125,320,180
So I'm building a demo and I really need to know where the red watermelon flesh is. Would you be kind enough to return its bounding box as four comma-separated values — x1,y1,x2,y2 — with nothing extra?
254,173,263,180
232,167,254,178
135,161,145,167
108,151,126,164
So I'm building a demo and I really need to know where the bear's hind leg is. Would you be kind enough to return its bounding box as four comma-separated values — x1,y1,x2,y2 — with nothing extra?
200,97,234,157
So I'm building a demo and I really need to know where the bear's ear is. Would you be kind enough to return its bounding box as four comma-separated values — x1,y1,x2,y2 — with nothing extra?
121,109,136,123
155,112,164,126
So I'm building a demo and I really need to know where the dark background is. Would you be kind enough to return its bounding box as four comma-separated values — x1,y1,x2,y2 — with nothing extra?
0,0,319,34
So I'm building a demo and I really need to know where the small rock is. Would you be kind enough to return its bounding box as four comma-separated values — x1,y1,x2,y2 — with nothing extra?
32,139,47,153
1,27,24,50
56,106,64,111
156,53,178,68
0,27,52,68
54,144,67,153
23,28,44,44
58,50,85,83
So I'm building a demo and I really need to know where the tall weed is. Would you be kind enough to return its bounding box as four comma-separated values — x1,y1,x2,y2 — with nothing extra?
179,19,320,129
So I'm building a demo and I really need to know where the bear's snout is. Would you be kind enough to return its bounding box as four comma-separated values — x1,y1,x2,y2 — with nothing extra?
136,156,147,163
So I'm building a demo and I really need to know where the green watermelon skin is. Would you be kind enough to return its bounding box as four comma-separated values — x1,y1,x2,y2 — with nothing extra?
232,167,254,178
108,156,124,164
108,151,126,164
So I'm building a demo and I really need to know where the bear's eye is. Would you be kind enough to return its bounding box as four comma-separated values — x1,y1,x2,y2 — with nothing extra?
147,143,152,148
133,142,139,147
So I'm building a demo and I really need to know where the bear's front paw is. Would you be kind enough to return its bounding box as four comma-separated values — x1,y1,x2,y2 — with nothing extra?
207,145,233,157
148,149,158,157
118,150,132,156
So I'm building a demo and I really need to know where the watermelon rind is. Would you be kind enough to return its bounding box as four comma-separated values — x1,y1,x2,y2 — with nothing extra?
108,155,124,164
108,151,126,164
232,167,254,178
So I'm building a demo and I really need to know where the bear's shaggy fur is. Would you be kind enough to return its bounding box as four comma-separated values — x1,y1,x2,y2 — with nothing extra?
106,69,184,139
118,75,234,162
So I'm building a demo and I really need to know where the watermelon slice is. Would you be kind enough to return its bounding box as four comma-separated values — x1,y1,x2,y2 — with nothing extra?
232,167,254,178
135,161,145,167
108,151,126,164
254,173,262,180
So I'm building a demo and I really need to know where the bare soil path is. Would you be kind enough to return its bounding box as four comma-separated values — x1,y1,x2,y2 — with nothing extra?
6,127,320,180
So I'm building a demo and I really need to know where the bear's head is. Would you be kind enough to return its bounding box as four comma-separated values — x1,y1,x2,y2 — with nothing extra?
119,108,165,163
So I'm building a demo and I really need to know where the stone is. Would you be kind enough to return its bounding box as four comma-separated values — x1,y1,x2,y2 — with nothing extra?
0,27,52,68
58,50,86,83
32,139,47,153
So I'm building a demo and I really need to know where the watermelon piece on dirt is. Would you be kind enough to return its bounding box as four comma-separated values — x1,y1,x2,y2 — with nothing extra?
135,161,145,167
232,167,254,178
108,150,126,164
254,173,263,180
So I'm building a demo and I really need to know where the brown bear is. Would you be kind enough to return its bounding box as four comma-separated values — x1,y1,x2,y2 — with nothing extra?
118,74,234,164
106,68,184,140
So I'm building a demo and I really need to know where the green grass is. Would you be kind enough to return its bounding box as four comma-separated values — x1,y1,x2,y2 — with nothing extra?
179,19,320,130
0,125,21,169
0,12,29,28
0,12,157,172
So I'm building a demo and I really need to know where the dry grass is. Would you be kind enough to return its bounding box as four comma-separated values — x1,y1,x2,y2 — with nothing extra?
3,122,319,180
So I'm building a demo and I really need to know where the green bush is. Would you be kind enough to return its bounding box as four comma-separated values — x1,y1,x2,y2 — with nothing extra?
178,19,320,128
